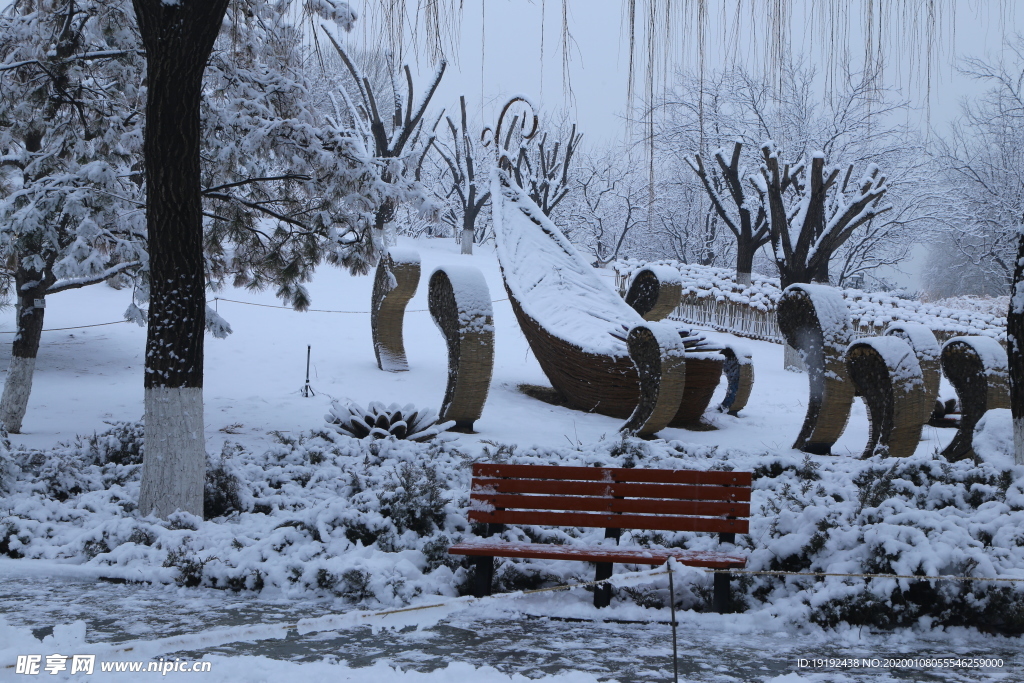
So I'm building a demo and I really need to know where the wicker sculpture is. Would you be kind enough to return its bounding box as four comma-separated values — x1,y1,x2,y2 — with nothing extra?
370,249,421,371
719,344,755,416
428,265,495,432
940,336,1010,462
776,284,855,454
624,266,683,321
493,175,704,436
620,267,732,425
884,323,941,427
846,337,928,458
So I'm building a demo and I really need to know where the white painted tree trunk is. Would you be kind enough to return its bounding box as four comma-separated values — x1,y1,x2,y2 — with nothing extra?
461,229,474,255
139,387,206,518
736,271,752,287
0,356,36,433
784,343,805,372
1016,417,1024,466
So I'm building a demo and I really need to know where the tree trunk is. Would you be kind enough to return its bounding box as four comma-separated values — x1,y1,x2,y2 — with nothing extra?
461,203,475,255
133,0,230,519
811,258,831,285
0,267,51,433
1010,226,1024,465
736,241,754,287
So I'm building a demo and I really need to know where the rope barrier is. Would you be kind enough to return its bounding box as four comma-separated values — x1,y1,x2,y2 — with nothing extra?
211,295,509,314
0,294,512,333
710,568,1024,583
5,560,1024,670
0,320,129,334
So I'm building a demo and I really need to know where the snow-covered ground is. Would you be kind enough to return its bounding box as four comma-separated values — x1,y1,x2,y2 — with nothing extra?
1,237,1020,682
0,236,958,458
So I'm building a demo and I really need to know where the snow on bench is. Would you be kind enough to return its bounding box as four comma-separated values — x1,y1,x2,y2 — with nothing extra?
448,463,750,610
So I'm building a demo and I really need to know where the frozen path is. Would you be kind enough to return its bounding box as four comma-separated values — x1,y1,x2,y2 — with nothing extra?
1,572,1018,682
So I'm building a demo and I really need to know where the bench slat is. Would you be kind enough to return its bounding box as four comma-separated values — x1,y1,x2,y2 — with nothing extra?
473,463,751,487
448,541,747,569
472,478,751,502
469,509,749,534
471,493,749,518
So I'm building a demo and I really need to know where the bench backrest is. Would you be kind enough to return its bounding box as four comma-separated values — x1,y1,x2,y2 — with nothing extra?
469,463,750,535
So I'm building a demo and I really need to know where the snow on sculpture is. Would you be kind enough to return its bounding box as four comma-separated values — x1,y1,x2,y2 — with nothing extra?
776,283,855,454
885,322,942,427
621,265,749,421
370,249,421,371
624,266,683,321
484,97,728,435
846,336,928,458
719,345,755,416
428,265,495,432
490,171,688,434
326,401,454,441
940,336,1011,462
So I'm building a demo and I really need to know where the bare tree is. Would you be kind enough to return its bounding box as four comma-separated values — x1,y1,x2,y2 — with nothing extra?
757,144,891,289
660,62,913,286
569,149,649,266
512,118,582,218
934,37,1024,465
325,33,445,255
434,95,490,254
685,141,769,285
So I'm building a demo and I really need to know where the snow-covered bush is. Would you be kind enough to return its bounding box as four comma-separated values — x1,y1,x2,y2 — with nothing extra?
614,258,1008,340
325,401,455,441
3,423,1024,633
0,429,13,495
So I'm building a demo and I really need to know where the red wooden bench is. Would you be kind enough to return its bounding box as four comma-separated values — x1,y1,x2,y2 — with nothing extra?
448,463,751,611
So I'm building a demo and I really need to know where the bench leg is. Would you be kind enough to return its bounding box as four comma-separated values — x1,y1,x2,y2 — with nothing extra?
712,571,730,613
594,562,613,608
474,556,494,598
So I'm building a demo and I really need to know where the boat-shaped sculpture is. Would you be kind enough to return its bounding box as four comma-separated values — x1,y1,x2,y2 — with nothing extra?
492,172,722,432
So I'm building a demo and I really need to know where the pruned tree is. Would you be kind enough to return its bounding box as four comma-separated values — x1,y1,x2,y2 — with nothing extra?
434,95,491,255
660,62,917,287
757,144,891,289
324,31,445,259
685,141,769,285
512,118,582,218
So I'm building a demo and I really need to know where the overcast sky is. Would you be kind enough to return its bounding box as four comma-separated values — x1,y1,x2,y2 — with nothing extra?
3,0,1023,146
334,0,1024,147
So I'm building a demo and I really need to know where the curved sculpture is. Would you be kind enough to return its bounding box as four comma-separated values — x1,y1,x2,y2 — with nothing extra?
624,266,683,321
884,322,941,427
669,333,725,428
940,336,1010,462
776,284,855,454
622,267,724,427
719,344,755,416
370,249,420,371
428,265,495,432
846,337,928,458
492,173,720,435
621,323,688,435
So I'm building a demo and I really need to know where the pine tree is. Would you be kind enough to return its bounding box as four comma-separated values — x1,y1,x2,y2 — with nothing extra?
0,0,146,433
